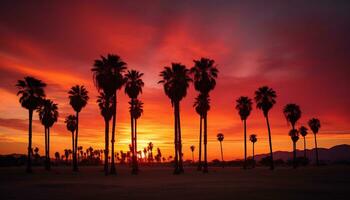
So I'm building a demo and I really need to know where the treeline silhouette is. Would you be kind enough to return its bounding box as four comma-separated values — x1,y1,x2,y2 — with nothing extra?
15,54,322,175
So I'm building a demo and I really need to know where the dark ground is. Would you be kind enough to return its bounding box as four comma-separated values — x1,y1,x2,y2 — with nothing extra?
0,165,349,200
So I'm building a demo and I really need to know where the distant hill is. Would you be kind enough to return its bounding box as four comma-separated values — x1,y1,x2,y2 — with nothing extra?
252,144,350,163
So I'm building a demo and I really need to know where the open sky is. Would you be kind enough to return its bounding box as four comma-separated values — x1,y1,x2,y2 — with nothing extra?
0,0,350,160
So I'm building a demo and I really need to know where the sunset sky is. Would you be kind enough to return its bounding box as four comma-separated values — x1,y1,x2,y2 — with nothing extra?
0,0,349,161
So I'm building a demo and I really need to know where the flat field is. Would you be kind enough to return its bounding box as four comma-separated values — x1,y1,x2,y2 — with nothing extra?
0,165,349,200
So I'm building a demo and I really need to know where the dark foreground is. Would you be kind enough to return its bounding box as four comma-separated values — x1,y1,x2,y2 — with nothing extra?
0,165,349,200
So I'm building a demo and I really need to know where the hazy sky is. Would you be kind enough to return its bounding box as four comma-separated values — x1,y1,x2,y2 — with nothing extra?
0,0,350,160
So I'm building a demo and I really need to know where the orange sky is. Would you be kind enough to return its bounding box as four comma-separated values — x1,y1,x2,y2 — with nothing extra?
0,1,350,161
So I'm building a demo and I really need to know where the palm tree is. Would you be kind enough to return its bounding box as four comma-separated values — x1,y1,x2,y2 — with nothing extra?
190,145,195,163
191,57,218,173
249,134,257,168
148,142,154,162
125,70,144,174
308,118,321,166
283,103,301,168
38,99,58,170
16,76,46,173
289,129,300,169
299,126,308,160
92,54,125,175
97,92,114,175
235,96,253,169
130,99,143,168
217,133,224,166
65,115,77,168
159,63,192,174
68,85,89,172
254,86,277,170
193,93,210,171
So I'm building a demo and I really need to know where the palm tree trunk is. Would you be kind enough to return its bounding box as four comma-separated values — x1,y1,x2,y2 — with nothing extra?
243,119,247,169
177,101,184,173
134,118,139,172
73,112,79,171
293,141,297,169
27,109,33,173
173,101,179,174
314,133,319,166
197,116,202,171
252,143,255,168
220,141,224,168
47,127,51,170
110,93,117,174
304,136,306,159
71,131,75,169
131,99,137,174
192,152,194,163
203,113,208,173
45,126,48,170
265,115,274,170
104,117,109,175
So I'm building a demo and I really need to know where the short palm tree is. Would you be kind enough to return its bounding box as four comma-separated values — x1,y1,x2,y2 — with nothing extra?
159,63,192,174
299,126,308,159
65,115,77,167
38,99,58,170
249,134,257,168
308,118,321,166
289,129,300,169
68,85,89,172
191,57,218,173
235,96,253,169
129,98,144,173
97,92,114,175
283,103,301,168
16,76,46,173
125,70,144,174
254,86,277,170
190,145,195,163
217,133,224,165
193,93,210,171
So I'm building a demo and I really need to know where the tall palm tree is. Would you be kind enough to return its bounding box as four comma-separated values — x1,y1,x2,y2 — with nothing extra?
191,57,218,173
97,92,114,175
68,85,89,172
217,133,224,165
249,134,257,168
190,145,195,163
38,99,58,170
65,115,77,167
129,98,144,171
235,96,253,169
254,86,277,170
159,63,192,174
283,103,301,168
16,76,46,173
289,129,300,169
125,70,144,174
308,118,321,166
299,126,308,160
193,93,210,171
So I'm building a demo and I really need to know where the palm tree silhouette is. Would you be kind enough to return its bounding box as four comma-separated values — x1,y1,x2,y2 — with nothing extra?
249,134,257,168
38,99,58,170
308,118,321,166
97,92,114,175
283,103,301,168
299,126,308,160
191,57,218,173
159,63,192,174
193,93,210,171
217,133,224,166
190,145,195,163
68,85,89,172
129,99,143,168
125,70,144,174
16,76,46,173
289,129,299,168
254,86,277,170
148,142,154,162
235,96,253,169
65,115,77,167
